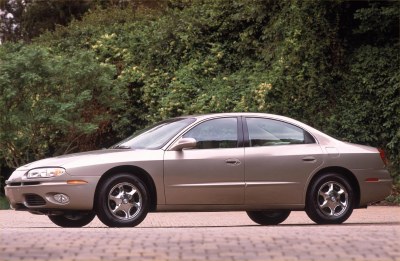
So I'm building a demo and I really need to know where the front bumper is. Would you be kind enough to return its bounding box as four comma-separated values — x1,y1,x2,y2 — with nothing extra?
5,176,100,212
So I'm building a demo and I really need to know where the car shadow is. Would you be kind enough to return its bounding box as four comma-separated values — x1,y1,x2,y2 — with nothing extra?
15,221,400,229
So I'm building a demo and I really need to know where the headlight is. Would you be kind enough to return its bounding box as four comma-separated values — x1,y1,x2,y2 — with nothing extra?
26,168,66,179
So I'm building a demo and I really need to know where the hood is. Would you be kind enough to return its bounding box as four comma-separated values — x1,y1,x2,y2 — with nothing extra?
17,149,132,171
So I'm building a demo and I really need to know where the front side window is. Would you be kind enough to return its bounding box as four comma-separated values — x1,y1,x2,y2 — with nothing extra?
246,118,315,147
183,118,238,149
111,118,196,149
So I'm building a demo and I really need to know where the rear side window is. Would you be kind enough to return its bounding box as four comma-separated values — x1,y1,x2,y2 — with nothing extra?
246,118,315,147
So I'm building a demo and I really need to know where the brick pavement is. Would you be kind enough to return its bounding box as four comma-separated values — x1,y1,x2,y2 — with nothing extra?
0,206,399,261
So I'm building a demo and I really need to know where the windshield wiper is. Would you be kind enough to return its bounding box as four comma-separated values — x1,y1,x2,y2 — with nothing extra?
112,145,132,149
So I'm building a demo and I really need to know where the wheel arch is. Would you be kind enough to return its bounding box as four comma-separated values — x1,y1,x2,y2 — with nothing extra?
306,166,361,208
94,165,157,212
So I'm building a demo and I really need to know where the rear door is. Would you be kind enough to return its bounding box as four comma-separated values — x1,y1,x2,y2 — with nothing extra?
244,117,323,205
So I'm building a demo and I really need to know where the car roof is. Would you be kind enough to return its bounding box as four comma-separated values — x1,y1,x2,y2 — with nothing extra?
181,112,302,124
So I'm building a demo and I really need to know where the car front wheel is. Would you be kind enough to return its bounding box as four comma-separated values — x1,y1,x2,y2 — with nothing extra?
48,212,96,227
246,210,291,225
95,174,149,227
306,173,354,224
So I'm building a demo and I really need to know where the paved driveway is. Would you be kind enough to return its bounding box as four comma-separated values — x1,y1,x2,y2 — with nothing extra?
0,206,399,261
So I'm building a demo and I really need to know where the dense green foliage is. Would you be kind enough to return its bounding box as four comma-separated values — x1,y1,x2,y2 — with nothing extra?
0,1,399,192
0,195,9,209
0,0,164,42
0,0,91,42
0,44,122,168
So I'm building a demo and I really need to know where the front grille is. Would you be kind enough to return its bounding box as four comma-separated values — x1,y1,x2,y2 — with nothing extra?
8,182,40,186
25,194,46,206
8,182,22,186
22,182,40,186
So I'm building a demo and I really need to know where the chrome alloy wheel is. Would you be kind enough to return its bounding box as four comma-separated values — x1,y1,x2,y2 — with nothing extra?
108,182,142,220
317,181,348,217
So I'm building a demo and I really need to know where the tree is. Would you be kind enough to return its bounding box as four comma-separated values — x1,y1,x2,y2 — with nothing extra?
0,0,398,191
0,0,167,43
0,44,122,168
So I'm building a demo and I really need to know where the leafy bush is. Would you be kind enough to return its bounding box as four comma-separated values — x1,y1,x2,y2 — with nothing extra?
0,196,10,210
0,0,398,188
0,44,122,168
329,45,400,181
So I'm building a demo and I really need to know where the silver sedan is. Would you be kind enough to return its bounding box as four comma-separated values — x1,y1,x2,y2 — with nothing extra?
5,113,392,227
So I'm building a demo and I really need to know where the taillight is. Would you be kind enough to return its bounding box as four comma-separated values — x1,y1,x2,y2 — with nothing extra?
378,148,387,166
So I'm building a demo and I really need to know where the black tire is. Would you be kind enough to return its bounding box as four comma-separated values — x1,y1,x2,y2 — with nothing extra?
95,173,149,227
246,210,291,225
305,173,354,224
48,212,96,227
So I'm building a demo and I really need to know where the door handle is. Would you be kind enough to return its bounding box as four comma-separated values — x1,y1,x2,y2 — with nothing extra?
225,159,241,165
302,156,316,162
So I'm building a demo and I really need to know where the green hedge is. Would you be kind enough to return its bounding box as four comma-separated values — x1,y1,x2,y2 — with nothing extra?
0,0,398,186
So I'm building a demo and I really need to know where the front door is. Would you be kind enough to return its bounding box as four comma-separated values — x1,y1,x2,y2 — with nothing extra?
164,117,245,205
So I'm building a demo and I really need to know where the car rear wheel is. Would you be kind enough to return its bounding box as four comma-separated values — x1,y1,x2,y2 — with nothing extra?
306,173,354,224
246,210,291,225
48,212,96,227
95,174,149,227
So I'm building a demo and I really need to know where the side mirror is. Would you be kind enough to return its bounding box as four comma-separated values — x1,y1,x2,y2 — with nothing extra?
170,138,197,151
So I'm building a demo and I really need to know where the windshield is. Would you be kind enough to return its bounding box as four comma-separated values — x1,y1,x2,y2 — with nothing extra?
111,118,196,150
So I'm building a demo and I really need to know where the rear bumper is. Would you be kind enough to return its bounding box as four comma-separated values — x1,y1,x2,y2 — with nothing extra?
353,169,392,207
